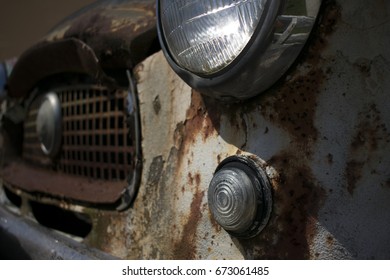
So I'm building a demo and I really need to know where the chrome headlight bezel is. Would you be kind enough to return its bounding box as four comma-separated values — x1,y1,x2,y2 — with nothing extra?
157,0,322,101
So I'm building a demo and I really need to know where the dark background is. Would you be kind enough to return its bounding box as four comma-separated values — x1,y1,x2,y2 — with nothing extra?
0,0,95,60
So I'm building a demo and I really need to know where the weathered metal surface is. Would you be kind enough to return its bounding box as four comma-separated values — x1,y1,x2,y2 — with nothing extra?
83,49,241,259
7,38,114,98
1,0,389,260
7,0,157,99
45,0,157,70
0,205,116,259
83,0,390,259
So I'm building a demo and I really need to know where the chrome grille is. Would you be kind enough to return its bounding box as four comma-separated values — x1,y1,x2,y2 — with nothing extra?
23,86,134,182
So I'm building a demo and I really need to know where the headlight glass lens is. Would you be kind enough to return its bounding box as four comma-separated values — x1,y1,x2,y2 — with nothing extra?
160,0,267,75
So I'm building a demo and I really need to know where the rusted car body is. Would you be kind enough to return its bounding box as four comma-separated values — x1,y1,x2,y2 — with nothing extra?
1,0,390,259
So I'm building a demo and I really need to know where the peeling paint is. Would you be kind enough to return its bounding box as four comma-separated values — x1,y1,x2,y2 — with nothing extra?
147,156,164,186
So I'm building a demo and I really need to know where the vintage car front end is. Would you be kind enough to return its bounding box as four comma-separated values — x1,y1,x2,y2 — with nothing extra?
1,0,390,259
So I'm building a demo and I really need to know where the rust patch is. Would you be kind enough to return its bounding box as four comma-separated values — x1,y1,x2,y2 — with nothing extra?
238,152,326,259
326,235,335,246
183,91,205,143
203,96,222,132
173,122,185,148
209,211,222,233
186,91,218,142
173,189,205,259
245,28,330,257
188,173,194,186
185,91,204,120
177,91,217,168
350,104,389,152
261,69,324,141
346,104,390,194
304,0,341,64
212,1,340,259
186,172,201,188
195,173,201,186
256,3,342,142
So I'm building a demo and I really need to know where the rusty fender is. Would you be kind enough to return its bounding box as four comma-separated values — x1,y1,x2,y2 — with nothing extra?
83,0,390,260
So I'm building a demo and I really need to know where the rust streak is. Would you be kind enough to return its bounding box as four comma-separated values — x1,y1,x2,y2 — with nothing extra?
350,104,389,152
346,104,390,195
177,91,217,169
261,68,323,141
173,189,205,260
326,235,335,246
257,3,343,142
235,2,340,259
208,210,222,234
195,173,201,186
239,153,326,259
187,172,194,186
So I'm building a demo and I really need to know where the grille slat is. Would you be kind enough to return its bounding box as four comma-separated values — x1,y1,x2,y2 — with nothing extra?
23,86,134,183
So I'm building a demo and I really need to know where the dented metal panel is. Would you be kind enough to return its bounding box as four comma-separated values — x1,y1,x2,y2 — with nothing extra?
83,0,390,259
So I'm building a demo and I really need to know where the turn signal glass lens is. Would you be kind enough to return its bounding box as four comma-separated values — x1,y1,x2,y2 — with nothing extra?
160,0,268,75
208,155,272,238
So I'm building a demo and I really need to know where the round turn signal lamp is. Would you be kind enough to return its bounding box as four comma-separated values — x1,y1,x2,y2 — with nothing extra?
208,155,272,238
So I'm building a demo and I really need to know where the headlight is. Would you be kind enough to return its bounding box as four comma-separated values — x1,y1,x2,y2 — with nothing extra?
157,0,322,100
